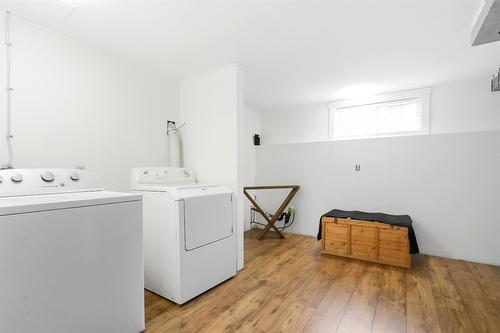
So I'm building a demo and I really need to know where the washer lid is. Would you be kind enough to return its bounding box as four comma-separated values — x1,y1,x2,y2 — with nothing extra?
165,185,234,201
0,191,142,216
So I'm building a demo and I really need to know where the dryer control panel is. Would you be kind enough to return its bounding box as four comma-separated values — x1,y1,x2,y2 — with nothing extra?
0,169,104,197
131,167,196,189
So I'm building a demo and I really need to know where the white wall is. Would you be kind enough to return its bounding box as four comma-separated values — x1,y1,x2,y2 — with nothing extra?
0,16,178,191
255,130,500,265
179,65,240,187
260,76,500,144
179,64,245,270
431,77,500,134
242,105,261,231
255,75,500,265
260,103,328,144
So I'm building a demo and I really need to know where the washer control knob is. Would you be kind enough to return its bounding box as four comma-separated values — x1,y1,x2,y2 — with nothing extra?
41,171,55,182
0,175,3,183
182,170,190,177
11,174,23,183
70,173,80,181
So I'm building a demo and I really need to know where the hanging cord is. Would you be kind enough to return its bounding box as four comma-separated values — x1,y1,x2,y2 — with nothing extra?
1,11,14,170
166,122,186,135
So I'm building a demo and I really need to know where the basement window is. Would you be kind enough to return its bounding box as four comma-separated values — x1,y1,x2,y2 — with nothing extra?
328,88,431,141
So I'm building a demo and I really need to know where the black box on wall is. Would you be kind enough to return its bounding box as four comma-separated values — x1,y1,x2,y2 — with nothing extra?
253,134,261,146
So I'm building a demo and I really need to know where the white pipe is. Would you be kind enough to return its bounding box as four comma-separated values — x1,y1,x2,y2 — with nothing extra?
169,130,180,168
1,11,13,169
167,121,181,168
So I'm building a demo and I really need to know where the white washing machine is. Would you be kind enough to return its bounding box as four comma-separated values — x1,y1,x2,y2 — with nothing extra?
131,167,237,304
0,169,144,333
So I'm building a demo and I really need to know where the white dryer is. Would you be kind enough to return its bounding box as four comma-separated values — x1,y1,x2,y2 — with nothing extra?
0,169,144,333
131,167,237,304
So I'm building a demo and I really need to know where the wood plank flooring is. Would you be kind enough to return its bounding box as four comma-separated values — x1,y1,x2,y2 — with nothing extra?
145,229,500,333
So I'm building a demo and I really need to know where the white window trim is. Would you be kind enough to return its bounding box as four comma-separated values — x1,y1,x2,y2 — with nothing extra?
328,88,431,141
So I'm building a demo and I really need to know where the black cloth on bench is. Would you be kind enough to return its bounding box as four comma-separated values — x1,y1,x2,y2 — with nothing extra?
317,209,419,254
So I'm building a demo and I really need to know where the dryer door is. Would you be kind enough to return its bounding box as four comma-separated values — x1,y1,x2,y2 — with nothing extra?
183,193,233,251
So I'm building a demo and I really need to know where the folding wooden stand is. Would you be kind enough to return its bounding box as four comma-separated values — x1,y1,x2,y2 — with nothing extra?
243,185,300,240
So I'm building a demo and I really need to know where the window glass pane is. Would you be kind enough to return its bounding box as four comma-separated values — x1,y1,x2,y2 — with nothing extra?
334,105,378,137
377,100,421,133
333,98,423,139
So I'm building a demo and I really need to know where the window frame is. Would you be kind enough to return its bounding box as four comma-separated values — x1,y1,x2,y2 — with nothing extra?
328,88,431,141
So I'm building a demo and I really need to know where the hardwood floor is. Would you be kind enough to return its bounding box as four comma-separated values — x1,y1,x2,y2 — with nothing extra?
145,229,500,333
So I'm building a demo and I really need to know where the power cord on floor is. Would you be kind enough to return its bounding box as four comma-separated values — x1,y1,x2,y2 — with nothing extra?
249,206,296,231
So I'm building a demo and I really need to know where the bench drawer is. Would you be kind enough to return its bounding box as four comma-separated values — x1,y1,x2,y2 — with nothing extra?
379,228,408,242
351,243,377,260
379,239,408,251
324,222,349,240
351,225,376,238
324,239,348,255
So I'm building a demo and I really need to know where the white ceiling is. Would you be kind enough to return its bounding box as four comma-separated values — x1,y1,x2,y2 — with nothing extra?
1,0,499,110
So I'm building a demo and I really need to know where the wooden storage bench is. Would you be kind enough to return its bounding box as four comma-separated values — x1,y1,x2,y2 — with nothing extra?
321,216,411,268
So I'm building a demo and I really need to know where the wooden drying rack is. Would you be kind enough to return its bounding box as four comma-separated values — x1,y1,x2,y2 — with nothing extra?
243,185,300,240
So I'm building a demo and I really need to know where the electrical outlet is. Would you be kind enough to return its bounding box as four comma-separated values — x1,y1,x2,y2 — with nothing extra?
355,164,361,171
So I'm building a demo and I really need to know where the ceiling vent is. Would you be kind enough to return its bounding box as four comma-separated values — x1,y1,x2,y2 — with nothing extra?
472,0,500,46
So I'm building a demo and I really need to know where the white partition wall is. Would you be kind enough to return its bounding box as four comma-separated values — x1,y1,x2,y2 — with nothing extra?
255,130,500,266
242,106,262,231
179,64,245,270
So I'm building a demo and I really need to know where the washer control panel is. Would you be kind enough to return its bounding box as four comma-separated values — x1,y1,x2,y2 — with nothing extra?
131,167,196,188
0,169,103,197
